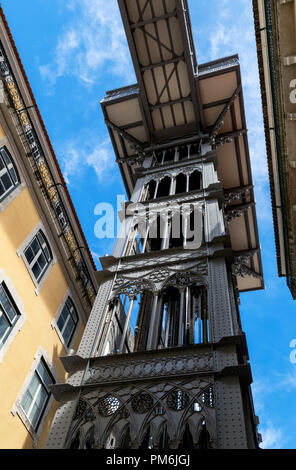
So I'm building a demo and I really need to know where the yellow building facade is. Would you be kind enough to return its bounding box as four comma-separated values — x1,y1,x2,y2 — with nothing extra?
0,10,98,448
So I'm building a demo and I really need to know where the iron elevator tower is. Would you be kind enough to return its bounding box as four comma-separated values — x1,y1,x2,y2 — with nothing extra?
46,0,264,450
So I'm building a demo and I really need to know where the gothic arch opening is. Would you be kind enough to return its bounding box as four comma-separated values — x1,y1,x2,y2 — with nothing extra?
189,170,202,192
196,421,211,449
158,425,169,450
146,179,156,200
140,425,153,449
120,426,131,449
157,176,171,198
69,430,80,449
175,173,187,194
178,423,194,450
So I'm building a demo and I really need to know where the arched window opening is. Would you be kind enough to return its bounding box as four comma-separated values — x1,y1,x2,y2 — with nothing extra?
85,427,95,449
0,146,20,202
196,421,211,449
147,180,156,200
140,426,154,449
156,176,171,198
70,430,81,449
175,173,187,194
189,170,202,192
178,423,194,450
158,426,169,450
120,426,131,449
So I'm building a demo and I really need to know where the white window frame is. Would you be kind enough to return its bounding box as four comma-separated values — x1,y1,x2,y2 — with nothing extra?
11,347,58,447
0,145,20,202
0,269,26,363
0,136,26,214
51,289,81,352
17,222,56,295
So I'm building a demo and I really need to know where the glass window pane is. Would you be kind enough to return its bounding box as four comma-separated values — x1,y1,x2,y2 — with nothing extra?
0,286,18,323
1,149,11,166
28,385,48,429
37,232,45,246
21,374,39,414
0,313,10,344
37,362,52,389
31,238,40,256
32,261,42,280
37,253,47,271
43,246,51,262
0,296,16,323
0,181,4,197
9,167,18,185
63,318,75,345
71,307,78,324
1,172,13,191
57,306,68,331
24,247,34,264
33,383,48,409
21,389,34,415
28,400,41,428
0,157,4,171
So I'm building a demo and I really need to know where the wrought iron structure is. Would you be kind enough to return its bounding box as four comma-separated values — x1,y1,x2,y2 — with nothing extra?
46,0,263,449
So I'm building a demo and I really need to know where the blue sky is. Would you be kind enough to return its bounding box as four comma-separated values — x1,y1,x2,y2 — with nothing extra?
2,0,296,449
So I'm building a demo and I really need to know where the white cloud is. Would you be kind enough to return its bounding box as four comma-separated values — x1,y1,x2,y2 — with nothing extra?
86,141,114,181
60,136,115,186
279,369,296,390
40,0,135,86
251,380,285,449
260,424,284,449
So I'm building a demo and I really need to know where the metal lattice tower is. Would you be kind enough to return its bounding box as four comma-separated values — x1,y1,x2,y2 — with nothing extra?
46,0,263,449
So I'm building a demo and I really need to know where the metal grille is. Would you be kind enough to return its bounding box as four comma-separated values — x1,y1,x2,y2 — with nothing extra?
98,396,120,417
131,393,154,414
167,390,189,411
